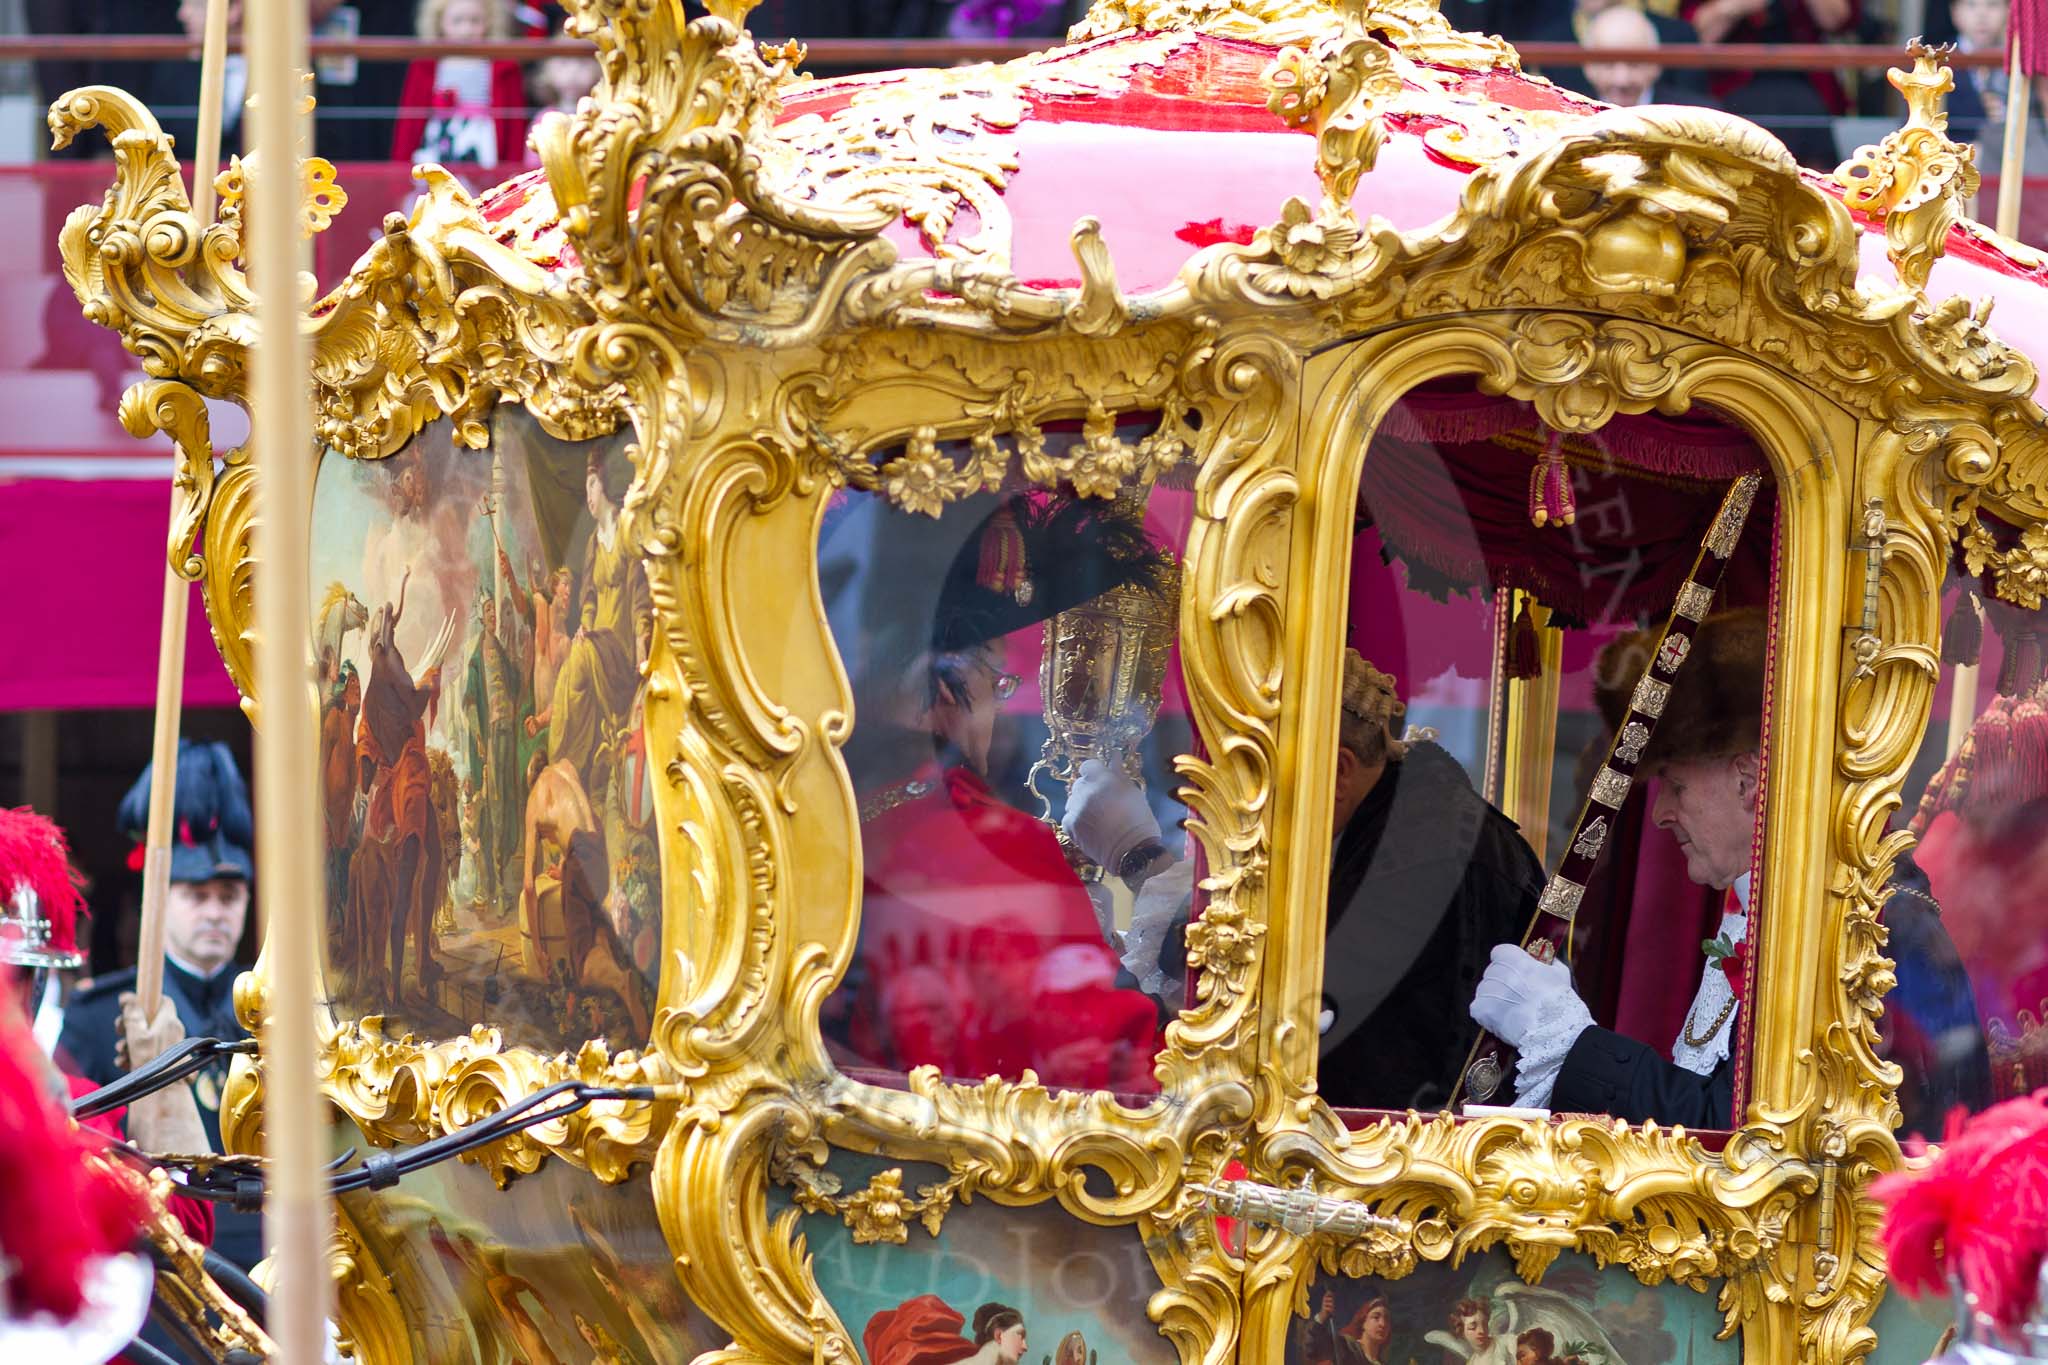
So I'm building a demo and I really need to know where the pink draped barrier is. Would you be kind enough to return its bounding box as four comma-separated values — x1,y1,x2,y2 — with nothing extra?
0,161,504,712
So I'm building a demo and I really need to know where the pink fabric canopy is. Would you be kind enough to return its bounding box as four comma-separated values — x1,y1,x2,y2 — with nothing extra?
0,479,238,711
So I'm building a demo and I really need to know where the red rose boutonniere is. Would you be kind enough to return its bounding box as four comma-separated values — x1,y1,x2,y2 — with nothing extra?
1702,934,1749,1004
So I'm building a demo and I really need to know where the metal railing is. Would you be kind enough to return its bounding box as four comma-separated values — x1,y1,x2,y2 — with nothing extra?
0,34,2009,72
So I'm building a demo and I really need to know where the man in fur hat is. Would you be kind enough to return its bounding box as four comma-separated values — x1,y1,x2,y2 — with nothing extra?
58,738,262,1270
1469,609,1986,1128
1467,608,1772,1122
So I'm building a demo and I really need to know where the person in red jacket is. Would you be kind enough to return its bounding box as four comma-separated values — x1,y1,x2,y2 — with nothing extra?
392,0,529,169
834,493,1185,1096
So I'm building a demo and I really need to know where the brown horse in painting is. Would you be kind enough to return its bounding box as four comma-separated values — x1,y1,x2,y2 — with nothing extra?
351,574,457,1006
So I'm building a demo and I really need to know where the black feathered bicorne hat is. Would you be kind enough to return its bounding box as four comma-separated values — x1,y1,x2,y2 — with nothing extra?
118,738,254,883
915,493,1173,655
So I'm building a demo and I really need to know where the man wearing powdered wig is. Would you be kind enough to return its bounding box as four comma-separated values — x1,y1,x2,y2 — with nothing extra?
1318,648,1544,1111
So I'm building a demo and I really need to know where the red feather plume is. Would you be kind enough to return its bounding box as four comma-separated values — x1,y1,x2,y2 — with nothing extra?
0,805,86,958
0,983,148,1320
1875,1092,2048,1334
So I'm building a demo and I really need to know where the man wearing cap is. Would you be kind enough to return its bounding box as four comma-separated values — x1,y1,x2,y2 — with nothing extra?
58,737,262,1271
1468,610,1987,1129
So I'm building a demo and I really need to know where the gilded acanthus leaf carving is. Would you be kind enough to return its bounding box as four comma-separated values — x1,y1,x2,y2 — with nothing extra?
772,1154,967,1244
60,2,2048,1362
118,378,223,580
1831,44,1980,294
1069,0,1522,72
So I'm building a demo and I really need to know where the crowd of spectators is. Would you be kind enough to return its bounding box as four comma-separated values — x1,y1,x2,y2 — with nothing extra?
21,0,2045,173
24,0,1100,169
1467,0,2042,171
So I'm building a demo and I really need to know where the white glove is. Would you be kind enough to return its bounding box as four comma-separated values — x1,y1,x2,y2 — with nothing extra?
1062,758,1162,872
1468,944,1582,1049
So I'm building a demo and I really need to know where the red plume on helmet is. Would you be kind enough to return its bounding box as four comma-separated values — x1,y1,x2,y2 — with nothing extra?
0,1005,150,1325
1875,1092,2048,1338
0,806,86,971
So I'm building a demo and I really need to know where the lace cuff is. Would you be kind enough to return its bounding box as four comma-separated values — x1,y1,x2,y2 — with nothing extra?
1510,991,1594,1109
1122,859,1195,1010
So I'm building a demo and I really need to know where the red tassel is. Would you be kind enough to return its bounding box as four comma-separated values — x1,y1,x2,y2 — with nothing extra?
1910,729,1973,836
1973,697,2016,806
1999,629,2046,698
1505,599,1542,682
1546,452,1576,527
1943,586,1984,667
976,501,1029,602
1526,429,1574,528
2012,694,2048,803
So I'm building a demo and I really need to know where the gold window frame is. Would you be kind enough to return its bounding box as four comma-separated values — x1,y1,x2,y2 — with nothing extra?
53,1,2048,1361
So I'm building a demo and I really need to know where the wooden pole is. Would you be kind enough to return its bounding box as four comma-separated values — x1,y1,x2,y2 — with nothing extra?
191,0,231,225
1950,37,2034,759
135,0,234,1018
247,0,329,1348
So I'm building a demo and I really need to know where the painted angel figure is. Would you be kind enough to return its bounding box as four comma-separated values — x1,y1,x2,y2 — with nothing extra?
1423,1296,1511,1364
1422,1285,1627,1365
1046,1329,1092,1365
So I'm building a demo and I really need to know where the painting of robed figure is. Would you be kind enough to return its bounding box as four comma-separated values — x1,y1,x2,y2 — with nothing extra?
309,408,663,1052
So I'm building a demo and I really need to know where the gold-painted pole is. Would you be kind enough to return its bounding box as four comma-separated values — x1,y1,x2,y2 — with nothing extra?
1499,593,1564,865
246,0,328,1349
134,0,233,1018
1950,40,2034,758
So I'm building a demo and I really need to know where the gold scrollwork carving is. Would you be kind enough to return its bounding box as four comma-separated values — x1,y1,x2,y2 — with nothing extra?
118,378,224,580
220,1002,678,1194
61,3,2048,1362
1831,44,1979,294
1070,0,1522,74
773,1151,967,1244
329,1202,408,1363
198,460,259,720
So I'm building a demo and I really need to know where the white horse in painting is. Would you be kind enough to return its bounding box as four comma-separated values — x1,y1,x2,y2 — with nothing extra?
316,581,370,677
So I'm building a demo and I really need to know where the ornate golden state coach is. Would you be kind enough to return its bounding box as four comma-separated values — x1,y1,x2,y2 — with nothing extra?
54,0,2048,1360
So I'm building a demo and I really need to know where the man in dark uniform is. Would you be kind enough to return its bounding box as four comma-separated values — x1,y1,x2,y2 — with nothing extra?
1317,648,1545,1112
1470,609,1988,1130
59,738,262,1272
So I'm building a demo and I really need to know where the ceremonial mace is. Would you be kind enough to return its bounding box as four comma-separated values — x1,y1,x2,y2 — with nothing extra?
1453,472,1763,1107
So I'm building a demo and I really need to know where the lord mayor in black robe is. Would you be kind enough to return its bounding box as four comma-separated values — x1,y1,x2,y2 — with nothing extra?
1318,740,1543,1112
